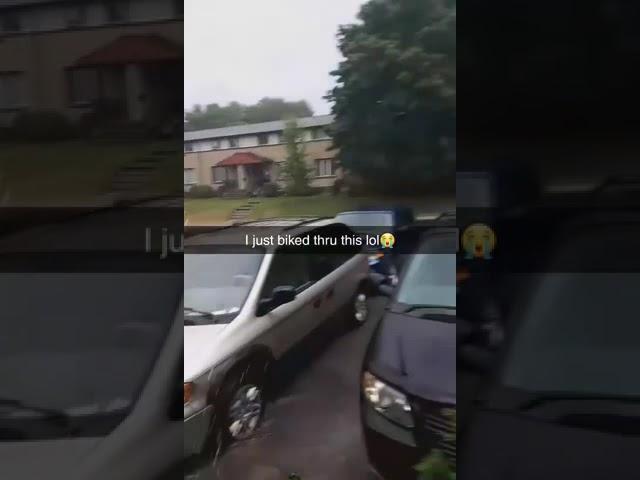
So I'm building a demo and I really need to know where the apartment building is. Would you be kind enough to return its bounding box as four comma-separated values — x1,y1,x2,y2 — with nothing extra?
183,115,341,193
0,0,182,127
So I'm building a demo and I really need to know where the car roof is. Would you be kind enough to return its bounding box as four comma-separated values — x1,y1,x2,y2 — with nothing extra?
336,207,413,215
185,217,346,248
240,217,334,228
336,210,393,214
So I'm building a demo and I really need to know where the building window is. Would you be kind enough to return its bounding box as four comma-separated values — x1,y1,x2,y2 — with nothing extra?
257,133,269,145
1,10,22,32
310,128,329,140
316,158,334,177
0,72,26,109
212,166,227,183
184,168,196,185
228,137,239,148
66,5,88,28
68,68,99,105
209,140,220,150
104,0,130,23
184,143,193,153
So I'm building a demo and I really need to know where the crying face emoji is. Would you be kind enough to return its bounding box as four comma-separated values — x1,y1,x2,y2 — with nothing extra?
380,232,395,249
461,223,496,259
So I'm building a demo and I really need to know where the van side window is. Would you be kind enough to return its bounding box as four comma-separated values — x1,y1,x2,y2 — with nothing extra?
260,253,312,301
310,253,341,281
307,224,359,281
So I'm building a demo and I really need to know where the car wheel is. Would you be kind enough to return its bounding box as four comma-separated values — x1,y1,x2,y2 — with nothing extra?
349,287,369,327
217,362,267,447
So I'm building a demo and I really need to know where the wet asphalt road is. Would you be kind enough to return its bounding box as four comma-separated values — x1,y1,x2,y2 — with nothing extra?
195,297,387,480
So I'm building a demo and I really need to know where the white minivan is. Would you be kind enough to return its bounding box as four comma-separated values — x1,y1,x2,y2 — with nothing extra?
184,219,371,458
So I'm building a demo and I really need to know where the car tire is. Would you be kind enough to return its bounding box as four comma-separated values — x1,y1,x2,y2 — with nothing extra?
348,285,370,328
216,360,268,448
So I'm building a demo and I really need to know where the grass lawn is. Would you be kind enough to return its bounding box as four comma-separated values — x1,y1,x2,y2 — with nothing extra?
0,141,182,205
184,195,439,225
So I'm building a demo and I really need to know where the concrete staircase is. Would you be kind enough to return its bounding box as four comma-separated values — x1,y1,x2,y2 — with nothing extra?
108,149,178,203
229,198,261,223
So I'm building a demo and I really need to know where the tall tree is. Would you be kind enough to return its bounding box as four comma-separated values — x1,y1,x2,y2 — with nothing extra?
327,0,456,192
184,98,313,131
281,120,311,196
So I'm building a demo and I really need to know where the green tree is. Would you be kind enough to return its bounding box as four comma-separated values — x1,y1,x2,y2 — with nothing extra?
184,98,313,131
245,98,313,124
327,0,456,193
281,120,311,196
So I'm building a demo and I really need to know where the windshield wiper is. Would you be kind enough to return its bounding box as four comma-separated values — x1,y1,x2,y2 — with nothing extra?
395,303,453,313
184,307,214,318
183,307,232,326
0,397,70,426
402,304,443,312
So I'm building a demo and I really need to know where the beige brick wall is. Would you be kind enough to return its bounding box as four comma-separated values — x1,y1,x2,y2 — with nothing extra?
183,139,341,189
0,21,182,125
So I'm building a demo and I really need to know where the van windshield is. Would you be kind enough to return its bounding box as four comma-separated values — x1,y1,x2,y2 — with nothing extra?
0,273,181,439
396,254,456,309
184,253,264,325
501,272,640,398
501,225,640,399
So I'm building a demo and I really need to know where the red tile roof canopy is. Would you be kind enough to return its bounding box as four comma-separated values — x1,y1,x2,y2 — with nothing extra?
217,152,273,167
74,35,182,67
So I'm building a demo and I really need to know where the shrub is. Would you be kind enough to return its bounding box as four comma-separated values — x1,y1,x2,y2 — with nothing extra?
185,185,216,198
286,185,314,196
12,110,76,142
261,182,281,197
415,450,455,480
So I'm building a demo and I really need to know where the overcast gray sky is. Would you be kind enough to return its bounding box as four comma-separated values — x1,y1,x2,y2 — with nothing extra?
184,0,366,115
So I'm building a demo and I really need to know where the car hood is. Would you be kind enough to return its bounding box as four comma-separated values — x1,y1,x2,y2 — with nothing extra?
366,310,456,404
0,437,101,479
459,410,639,479
184,324,228,381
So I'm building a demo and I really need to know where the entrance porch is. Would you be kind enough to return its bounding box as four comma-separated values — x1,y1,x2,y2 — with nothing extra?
213,152,274,193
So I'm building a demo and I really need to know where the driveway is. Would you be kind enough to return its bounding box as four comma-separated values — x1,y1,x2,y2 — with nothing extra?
195,297,388,480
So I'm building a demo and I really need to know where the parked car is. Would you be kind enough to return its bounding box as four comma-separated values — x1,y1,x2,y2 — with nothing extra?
458,212,640,479
361,228,457,480
0,208,184,480
335,208,416,284
183,219,371,463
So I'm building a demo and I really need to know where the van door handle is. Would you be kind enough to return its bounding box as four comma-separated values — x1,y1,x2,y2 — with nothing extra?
313,297,322,308
326,288,334,299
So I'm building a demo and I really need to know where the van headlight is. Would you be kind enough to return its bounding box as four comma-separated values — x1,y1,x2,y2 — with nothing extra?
183,373,210,419
362,371,414,428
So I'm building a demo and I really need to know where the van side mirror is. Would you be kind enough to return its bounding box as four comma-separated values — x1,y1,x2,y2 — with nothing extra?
271,285,296,309
369,273,393,297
